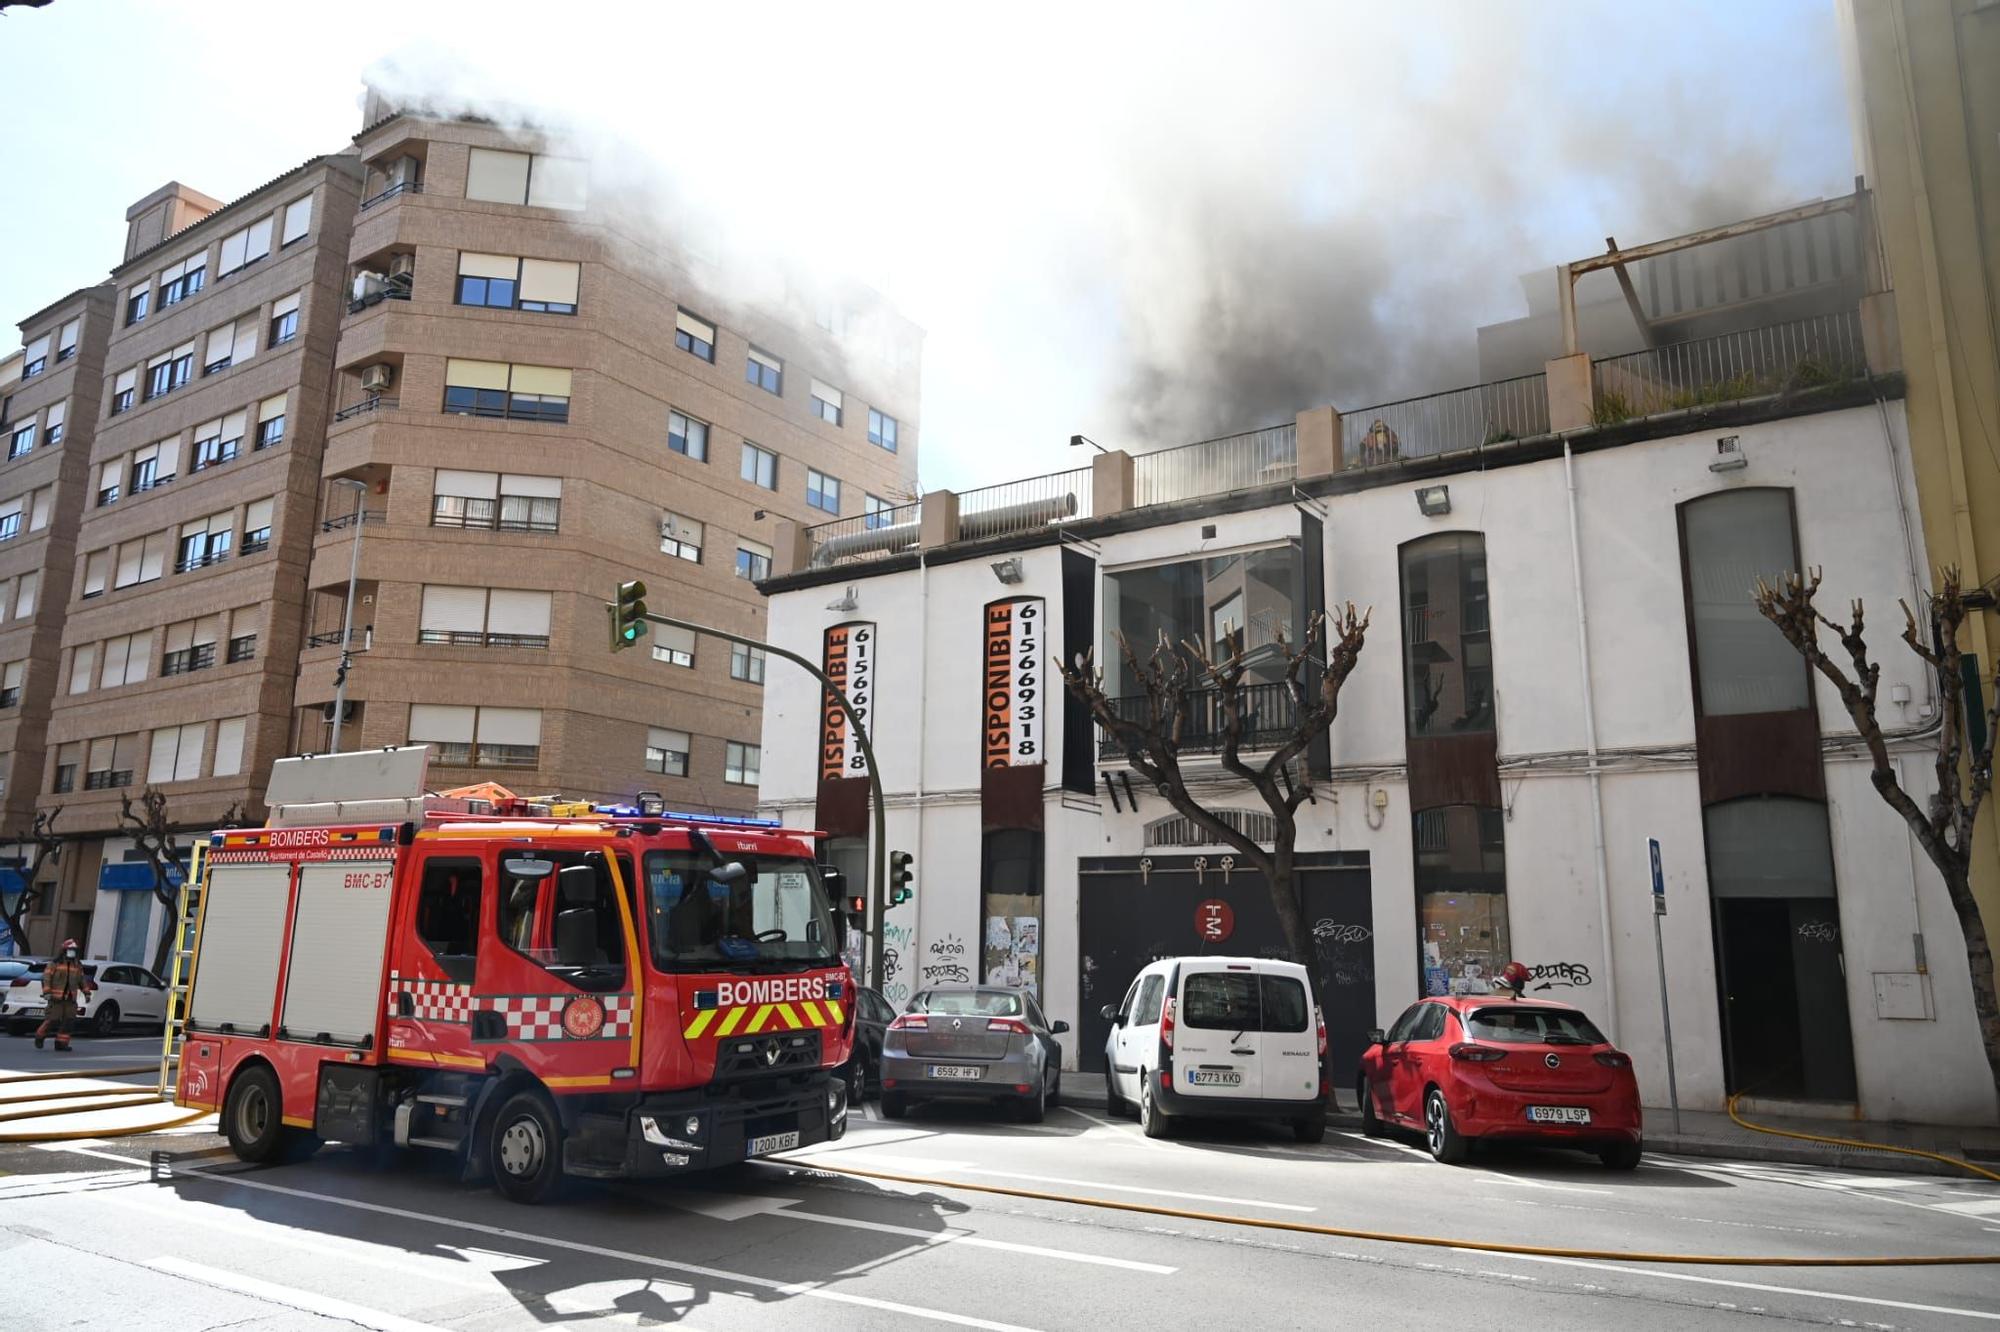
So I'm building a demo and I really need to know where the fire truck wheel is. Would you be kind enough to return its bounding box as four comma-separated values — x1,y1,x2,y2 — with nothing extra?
223,1065,286,1164
489,1088,565,1204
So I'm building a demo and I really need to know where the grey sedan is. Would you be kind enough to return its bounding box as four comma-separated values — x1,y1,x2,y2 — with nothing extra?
880,986,1068,1123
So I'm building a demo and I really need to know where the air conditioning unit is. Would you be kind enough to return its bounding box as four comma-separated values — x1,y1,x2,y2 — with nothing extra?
383,155,420,187
320,701,359,722
360,363,394,393
351,271,386,302
387,253,415,280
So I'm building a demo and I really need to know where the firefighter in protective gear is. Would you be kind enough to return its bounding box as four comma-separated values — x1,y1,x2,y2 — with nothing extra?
34,940,93,1051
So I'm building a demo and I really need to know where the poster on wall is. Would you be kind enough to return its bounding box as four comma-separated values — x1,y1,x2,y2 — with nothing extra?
820,621,877,782
982,597,1045,768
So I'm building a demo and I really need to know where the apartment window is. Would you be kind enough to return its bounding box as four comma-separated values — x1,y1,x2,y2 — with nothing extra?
53,742,79,794
741,442,777,490
111,369,135,415
147,723,207,785
130,438,179,494
456,253,518,308
432,469,562,533
807,469,841,514
126,286,150,326
810,379,843,426
158,255,204,307
69,643,95,695
145,358,172,400
175,513,234,572
162,615,224,675
85,736,138,791
410,703,543,768
644,728,690,777
255,396,286,448
82,550,110,598
192,411,246,472
518,259,580,314
205,314,257,374
418,585,552,649
1105,544,1303,698
652,622,696,668
97,462,122,507
7,423,33,460
443,359,572,424
735,539,773,582
1680,489,1808,716
466,149,587,210
218,214,274,277
0,499,22,542
227,606,261,663
281,194,313,247
746,347,782,395
729,642,766,685
0,661,21,709
660,511,703,562
269,292,301,346
101,632,149,688
724,741,760,786
113,533,170,588
28,486,49,533
43,402,63,446
212,717,247,779
242,498,273,554
868,408,899,451
667,410,708,461
14,572,35,618
56,320,78,363
21,334,49,378
675,309,715,362
865,494,896,530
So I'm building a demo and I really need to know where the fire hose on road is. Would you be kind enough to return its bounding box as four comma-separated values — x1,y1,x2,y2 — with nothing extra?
0,1065,209,1140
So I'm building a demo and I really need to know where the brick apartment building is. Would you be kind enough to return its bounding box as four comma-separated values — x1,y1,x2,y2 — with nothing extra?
1,94,921,961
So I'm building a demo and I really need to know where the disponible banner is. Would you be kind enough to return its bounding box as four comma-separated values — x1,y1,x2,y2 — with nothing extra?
820,620,877,781
982,597,1045,768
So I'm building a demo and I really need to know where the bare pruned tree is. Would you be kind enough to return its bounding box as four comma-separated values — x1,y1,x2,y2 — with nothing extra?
0,808,63,955
1754,566,2000,1104
119,788,244,978
1058,606,1371,975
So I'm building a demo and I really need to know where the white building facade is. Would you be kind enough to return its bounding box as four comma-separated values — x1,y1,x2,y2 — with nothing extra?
759,391,1995,1127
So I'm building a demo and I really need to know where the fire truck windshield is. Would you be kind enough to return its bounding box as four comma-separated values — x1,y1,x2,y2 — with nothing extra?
643,851,838,972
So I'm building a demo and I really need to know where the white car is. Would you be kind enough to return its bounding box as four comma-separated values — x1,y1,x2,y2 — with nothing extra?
1101,955,1328,1142
2,961,170,1035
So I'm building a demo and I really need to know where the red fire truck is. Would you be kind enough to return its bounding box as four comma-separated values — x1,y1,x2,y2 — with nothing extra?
171,747,855,1203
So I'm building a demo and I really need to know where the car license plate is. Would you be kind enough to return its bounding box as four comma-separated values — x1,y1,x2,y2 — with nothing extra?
929,1065,983,1080
1527,1106,1591,1124
746,1130,801,1156
1188,1069,1243,1087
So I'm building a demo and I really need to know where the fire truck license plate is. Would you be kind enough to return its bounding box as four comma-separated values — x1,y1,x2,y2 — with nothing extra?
1527,1106,1592,1124
747,1130,801,1156
929,1065,983,1080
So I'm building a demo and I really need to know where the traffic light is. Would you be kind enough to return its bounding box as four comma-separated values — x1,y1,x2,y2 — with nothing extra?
609,580,648,652
889,850,914,907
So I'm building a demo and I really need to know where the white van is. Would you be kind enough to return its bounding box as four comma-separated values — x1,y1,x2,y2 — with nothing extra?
1100,956,1327,1141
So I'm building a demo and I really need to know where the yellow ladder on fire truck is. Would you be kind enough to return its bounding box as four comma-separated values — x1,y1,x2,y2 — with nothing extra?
155,841,208,1098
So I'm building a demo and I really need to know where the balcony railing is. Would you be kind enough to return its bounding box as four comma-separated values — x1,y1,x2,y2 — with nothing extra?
1590,310,1867,424
359,180,424,211
306,628,371,649
416,630,550,649
958,467,1091,543
427,742,540,768
1343,373,1551,469
802,501,922,568
333,396,398,422
321,509,386,533
1133,424,1298,506
348,286,413,315
1097,679,1304,759
84,770,134,792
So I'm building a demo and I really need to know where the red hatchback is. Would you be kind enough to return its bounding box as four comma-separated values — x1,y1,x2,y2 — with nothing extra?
1356,995,1642,1169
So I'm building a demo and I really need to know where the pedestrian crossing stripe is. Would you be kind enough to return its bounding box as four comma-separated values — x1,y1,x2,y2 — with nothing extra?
683,998,843,1039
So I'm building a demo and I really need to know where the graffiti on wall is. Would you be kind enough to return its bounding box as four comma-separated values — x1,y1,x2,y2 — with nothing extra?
1528,960,1593,990
923,933,971,985
881,921,915,1006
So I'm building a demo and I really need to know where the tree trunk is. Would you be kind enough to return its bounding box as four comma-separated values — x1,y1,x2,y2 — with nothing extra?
1268,846,1312,974
1945,866,2000,1114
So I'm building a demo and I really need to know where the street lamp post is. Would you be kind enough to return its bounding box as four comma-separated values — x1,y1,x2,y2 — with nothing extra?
328,478,368,753
626,605,890,991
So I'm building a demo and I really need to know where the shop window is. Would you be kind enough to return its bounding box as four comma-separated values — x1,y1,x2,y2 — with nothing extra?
1414,803,1509,995
979,829,1042,993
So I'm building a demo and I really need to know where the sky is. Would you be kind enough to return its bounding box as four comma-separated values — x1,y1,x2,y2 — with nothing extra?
0,0,1856,492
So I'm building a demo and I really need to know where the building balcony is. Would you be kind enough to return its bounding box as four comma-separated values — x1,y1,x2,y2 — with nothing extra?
1096,678,1305,760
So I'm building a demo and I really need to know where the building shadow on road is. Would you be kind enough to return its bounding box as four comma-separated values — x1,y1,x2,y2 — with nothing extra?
145,1139,982,1326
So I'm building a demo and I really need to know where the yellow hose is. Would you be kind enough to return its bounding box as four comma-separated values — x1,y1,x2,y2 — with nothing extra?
796,1159,2000,1268
0,1065,208,1140
1726,1092,2000,1184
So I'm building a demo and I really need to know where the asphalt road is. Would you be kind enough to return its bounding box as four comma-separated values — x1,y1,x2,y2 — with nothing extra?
2,1048,1997,1330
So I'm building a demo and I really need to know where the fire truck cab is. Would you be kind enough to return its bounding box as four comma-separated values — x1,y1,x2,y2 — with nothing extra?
173,746,855,1203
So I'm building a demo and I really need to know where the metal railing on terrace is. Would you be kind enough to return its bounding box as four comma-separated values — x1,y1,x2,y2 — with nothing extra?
1132,424,1297,506
1342,373,1550,469
803,500,922,568
1097,679,1303,760
959,467,1091,541
333,396,398,422
1589,309,1867,423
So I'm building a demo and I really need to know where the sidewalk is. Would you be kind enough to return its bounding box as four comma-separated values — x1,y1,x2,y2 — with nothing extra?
1060,1078,2000,1180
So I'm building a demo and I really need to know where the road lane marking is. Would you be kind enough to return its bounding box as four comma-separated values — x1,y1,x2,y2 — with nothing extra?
784,1205,1177,1273
145,1256,456,1332
58,1145,1042,1332
1478,1173,1614,1195
1334,1131,1432,1161
923,1164,1315,1213
1457,1250,2000,1322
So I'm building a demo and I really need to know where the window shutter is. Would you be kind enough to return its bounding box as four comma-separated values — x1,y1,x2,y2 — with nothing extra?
272,291,301,319
245,216,273,262
115,542,142,587
222,410,247,441
87,738,113,773
245,498,274,532
409,704,476,744
676,309,715,343
498,473,561,498
458,252,519,279
281,195,312,245
518,259,580,304
193,418,222,446
219,228,248,272
23,334,50,362
99,461,122,493
1,661,21,690
485,589,551,636
112,734,142,779
444,358,509,390
15,572,34,616
258,395,287,423
434,469,498,499
57,320,78,353
525,156,588,210
419,585,488,633
122,631,150,685
205,323,236,366
173,724,204,781
156,436,182,479
114,368,136,396
811,379,843,409
139,532,167,581
165,621,194,653
466,149,531,205
653,623,697,655
30,489,50,530
148,730,178,784
83,551,109,596
69,644,96,694
749,347,782,373
508,365,570,397
231,605,263,639
191,615,223,647
101,636,130,685
44,402,64,433
160,259,185,284
212,717,247,778
476,707,542,745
